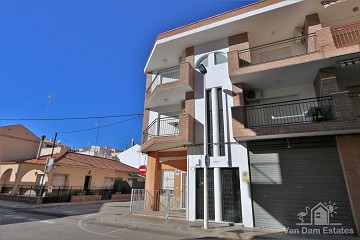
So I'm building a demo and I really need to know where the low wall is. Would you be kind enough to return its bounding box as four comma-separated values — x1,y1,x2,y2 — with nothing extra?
110,194,131,201
70,195,101,202
0,194,42,205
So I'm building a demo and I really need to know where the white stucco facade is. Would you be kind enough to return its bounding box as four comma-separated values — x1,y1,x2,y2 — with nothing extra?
117,144,147,169
186,39,253,226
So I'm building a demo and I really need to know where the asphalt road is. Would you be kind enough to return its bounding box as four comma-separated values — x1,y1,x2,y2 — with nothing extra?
0,202,220,240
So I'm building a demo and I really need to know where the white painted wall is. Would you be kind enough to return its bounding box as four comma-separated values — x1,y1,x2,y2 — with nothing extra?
187,39,253,227
117,144,147,169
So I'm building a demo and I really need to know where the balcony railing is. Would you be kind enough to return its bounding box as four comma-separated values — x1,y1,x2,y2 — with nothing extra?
146,66,180,100
350,92,360,117
244,96,333,127
331,21,360,48
143,117,180,142
238,34,317,67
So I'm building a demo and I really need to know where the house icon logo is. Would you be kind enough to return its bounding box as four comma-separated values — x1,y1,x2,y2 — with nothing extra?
296,201,342,226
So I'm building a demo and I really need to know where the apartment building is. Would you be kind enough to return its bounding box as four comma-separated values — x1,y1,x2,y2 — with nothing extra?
141,0,360,235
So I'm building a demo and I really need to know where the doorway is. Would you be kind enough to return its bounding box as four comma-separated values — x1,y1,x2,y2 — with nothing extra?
83,176,91,190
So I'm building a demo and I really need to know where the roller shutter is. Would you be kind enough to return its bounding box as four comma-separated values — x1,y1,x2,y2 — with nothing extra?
248,136,355,231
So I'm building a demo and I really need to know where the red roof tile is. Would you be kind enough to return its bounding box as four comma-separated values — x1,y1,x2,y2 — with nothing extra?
24,152,137,173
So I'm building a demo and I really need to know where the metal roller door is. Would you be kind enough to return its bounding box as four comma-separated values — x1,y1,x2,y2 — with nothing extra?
248,137,355,231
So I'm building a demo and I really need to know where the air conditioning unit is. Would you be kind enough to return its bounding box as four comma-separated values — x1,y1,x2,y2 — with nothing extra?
245,89,262,102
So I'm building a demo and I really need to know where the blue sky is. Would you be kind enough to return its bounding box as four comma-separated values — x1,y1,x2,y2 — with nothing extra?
0,0,254,150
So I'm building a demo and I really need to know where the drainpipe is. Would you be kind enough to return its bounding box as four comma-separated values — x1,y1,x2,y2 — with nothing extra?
36,135,46,159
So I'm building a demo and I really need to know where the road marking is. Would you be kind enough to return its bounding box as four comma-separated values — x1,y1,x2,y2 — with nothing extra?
39,220,56,224
78,212,135,238
104,227,135,235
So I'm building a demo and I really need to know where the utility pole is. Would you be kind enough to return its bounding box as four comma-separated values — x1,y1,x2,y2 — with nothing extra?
198,64,209,229
40,93,52,136
95,119,100,146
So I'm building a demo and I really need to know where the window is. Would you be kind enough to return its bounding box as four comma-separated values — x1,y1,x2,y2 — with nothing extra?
197,55,209,68
206,88,225,157
206,90,213,156
103,177,114,188
160,170,174,191
52,174,67,187
214,52,228,65
217,88,225,156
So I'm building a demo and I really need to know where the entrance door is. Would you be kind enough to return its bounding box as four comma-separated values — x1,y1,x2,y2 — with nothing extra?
221,168,242,223
83,176,91,190
35,174,46,186
196,168,215,220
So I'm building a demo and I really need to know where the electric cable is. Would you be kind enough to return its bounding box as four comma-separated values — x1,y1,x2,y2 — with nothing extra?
0,113,143,121
57,116,142,134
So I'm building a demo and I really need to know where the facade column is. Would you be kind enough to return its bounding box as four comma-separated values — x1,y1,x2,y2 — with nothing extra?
336,135,360,236
304,13,322,53
144,152,159,211
313,67,339,97
211,87,222,221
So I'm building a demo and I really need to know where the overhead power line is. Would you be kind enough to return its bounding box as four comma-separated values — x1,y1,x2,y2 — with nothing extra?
58,116,142,134
0,113,143,121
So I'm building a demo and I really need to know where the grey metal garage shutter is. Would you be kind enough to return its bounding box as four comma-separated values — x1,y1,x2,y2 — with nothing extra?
248,137,355,231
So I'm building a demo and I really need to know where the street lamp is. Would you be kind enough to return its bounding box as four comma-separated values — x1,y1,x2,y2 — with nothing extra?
198,63,209,229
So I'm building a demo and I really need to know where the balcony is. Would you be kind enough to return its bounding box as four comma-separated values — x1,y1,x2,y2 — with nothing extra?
145,62,193,109
350,92,360,117
146,66,180,100
244,96,333,128
331,21,360,48
141,113,194,153
228,23,360,81
143,117,180,142
231,92,360,141
238,34,317,67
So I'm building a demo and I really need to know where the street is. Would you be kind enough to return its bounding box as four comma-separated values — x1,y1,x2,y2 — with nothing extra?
0,201,220,240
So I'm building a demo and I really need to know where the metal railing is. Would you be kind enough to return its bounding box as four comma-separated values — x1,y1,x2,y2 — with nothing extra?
143,117,180,142
0,184,13,194
350,92,360,117
130,189,185,218
238,34,317,67
0,184,139,204
146,66,180,100
331,21,360,48
244,96,334,127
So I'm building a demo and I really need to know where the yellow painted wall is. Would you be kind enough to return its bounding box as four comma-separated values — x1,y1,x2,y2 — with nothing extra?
0,164,19,184
0,163,143,188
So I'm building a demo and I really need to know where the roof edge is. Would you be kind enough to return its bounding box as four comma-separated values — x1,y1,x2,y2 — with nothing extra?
144,0,285,73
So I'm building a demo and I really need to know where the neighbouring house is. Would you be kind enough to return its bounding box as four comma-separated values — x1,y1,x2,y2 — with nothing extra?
0,151,145,197
76,146,121,160
117,144,147,169
0,125,40,162
40,139,71,156
141,0,360,235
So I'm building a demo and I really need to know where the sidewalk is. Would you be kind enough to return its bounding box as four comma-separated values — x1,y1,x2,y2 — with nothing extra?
92,210,360,240
0,199,358,240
